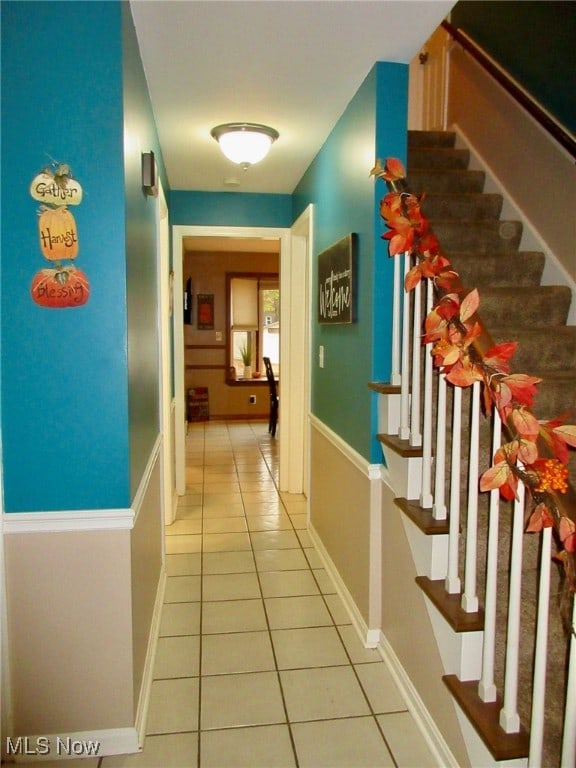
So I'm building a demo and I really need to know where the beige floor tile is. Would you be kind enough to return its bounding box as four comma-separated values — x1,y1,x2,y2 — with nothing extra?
159,601,201,636
202,516,247,534
178,492,202,507
281,665,371,722
202,550,255,575
242,490,280,504
243,500,283,515
265,595,333,630
259,569,320,598
154,635,200,679
201,672,285,730
254,548,309,572
165,518,201,536
245,513,292,532
202,531,252,552
303,547,323,569
202,599,267,634
250,530,300,551
377,712,438,767
202,503,245,519
200,724,295,768
165,534,202,555
288,513,308,530
203,492,243,507
355,663,407,714
146,678,199,735
165,553,201,576
271,626,349,669
323,592,352,625
164,575,201,603
174,505,202,521
101,733,198,767
202,572,261,601
291,717,394,767
338,624,382,664
296,529,313,548
202,630,275,675
312,568,337,594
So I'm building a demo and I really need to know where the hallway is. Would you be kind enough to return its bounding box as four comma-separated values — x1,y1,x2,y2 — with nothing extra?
101,420,437,767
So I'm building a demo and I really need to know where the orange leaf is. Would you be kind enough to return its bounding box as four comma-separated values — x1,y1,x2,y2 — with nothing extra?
500,373,541,407
404,265,422,292
511,407,540,440
517,438,539,465
459,289,479,324
553,424,576,449
526,502,554,533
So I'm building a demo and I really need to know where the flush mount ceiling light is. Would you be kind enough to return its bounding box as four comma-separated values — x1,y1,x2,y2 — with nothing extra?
211,123,279,169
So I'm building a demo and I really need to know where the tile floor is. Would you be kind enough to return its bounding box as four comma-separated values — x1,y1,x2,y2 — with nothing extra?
89,420,437,767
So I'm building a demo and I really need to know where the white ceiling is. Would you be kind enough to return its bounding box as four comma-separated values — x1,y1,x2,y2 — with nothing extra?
130,0,455,195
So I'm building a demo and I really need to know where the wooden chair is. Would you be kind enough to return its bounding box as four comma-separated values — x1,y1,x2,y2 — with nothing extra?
262,357,279,437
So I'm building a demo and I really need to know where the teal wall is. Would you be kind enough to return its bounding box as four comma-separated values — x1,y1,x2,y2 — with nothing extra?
1,1,166,511
293,63,408,462
170,191,292,228
451,1,576,134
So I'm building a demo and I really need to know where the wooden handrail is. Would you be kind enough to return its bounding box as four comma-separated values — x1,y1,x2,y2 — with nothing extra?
441,20,576,161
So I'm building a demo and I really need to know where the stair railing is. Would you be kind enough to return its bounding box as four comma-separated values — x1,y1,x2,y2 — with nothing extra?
376,159,576,766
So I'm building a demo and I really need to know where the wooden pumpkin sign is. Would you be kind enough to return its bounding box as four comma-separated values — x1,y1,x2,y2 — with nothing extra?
29,165,83,206
30,266,90,308
38,206,78,261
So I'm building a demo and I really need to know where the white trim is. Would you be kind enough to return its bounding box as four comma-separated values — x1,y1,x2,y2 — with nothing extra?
378,631,461,768
3,509,134,534
4,727,140,762
135,568,167,747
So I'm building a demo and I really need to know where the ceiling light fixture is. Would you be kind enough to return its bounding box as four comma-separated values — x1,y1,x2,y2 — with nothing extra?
211,123,279,169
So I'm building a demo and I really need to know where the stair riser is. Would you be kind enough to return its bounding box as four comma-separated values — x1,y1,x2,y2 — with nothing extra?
408,148,470,170
409,170,486,194
432,221,522,254
422,194,503,221
478,287,572,327
449,253,545,288
408,130,456,149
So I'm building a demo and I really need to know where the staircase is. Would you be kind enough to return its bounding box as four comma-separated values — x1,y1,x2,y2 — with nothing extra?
375,130,576,766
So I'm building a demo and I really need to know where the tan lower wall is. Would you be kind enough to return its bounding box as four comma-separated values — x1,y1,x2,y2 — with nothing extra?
448,46,576,283
131,449,164,711
309,424,371,625
186,369,270,420
380,481,470,768
4,528,134,735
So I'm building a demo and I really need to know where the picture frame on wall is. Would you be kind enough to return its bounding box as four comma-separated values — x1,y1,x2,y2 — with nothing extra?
197,293,214,330
317,233,357,324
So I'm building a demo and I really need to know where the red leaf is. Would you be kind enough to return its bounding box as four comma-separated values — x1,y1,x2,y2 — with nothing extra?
500,374,541,407
484,342,518,374
559,516,576,553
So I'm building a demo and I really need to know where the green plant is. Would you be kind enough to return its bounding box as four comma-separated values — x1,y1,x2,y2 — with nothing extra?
240,340,252,366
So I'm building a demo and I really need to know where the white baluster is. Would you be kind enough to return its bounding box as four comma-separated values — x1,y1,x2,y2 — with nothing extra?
528,525,552,767
561,598,576,767
409,278,422,447
461,381,480,613
499,475,525,733
432,373,447,520
390,251,401,386
399,252,411,441
445,384,462,594
420,279,434,508
478,408,502,702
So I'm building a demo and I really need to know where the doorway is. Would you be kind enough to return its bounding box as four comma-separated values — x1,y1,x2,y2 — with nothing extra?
171,222,311,497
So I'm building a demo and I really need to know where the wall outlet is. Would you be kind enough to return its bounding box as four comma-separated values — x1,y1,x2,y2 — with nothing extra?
249,395,257,404
319,345,325,368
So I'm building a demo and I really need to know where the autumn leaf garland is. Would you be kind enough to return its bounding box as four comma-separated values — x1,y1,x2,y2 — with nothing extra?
372,157,576,590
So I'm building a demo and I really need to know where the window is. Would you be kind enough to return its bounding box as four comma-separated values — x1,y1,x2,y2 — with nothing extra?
227,273,279,379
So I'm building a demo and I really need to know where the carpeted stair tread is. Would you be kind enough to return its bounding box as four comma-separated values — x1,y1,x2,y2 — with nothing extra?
408,130,456,148
409,169,486,194
491,326,576,372
448,251,545,287
421,192,503,220
476,286,572,327
432,220,523,253
408,147,471,170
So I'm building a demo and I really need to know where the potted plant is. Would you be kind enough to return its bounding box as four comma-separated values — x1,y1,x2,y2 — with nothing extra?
240,340,252,380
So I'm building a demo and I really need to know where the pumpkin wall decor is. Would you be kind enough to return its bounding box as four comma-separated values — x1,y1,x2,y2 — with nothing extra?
30,266,90,308
38,205,79,261
29,161,90,308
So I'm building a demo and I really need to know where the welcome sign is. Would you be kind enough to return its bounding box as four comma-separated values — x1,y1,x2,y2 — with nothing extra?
317,233,356,324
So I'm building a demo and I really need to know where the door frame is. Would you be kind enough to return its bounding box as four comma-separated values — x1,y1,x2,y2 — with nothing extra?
172,223,310,494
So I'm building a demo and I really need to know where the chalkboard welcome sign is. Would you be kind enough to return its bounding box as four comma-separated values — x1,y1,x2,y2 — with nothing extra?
317,233,356,325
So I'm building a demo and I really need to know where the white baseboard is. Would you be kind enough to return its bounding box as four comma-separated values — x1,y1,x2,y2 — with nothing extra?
135,568,167,747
